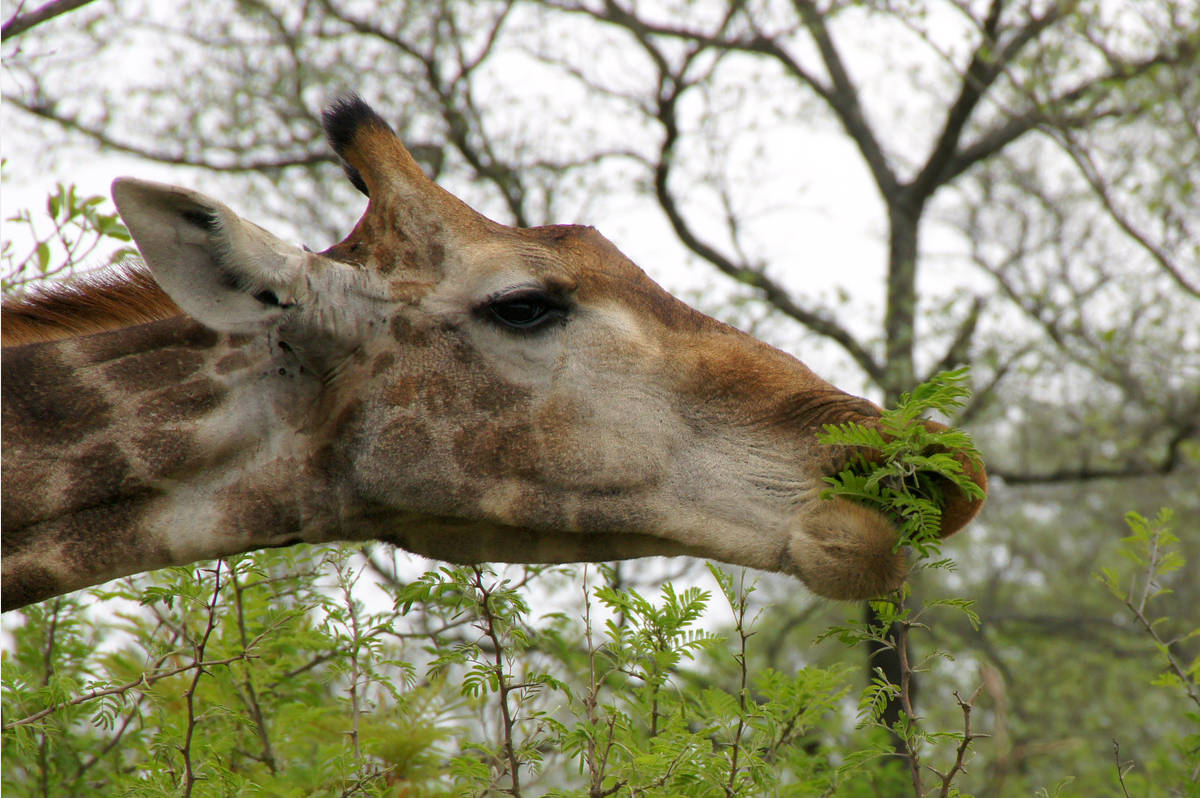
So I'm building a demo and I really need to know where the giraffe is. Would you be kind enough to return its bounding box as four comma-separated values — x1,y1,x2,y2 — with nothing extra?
1,95,986,611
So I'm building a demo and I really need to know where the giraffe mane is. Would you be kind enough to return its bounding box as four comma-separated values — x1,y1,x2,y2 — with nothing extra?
1,266,182,347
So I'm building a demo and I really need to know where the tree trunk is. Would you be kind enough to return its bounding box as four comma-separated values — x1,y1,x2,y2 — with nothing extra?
870,199,923,763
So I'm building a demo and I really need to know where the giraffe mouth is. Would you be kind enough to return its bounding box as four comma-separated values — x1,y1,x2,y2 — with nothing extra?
825,418,987,543
782,495,908,601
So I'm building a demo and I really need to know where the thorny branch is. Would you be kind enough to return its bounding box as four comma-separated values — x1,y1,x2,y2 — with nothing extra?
3,593,268,732
580,567,624,798
230,566,278,774
895,616,923,796
934,687,986,798
1113,739,1135,798
723,571,753,797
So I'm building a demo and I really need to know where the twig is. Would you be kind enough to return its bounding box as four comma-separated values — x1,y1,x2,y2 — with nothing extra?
1121,530,1200,711
71,692,148,783
895,613,924,797
36,597,63,798
230,565,278,773
471,566,523,797
4,657,250,732
724,570,751,797
581,567,614,797
180,561,226,798
934,686,987,798
2,0,98,39
326,552,374,766
1113,739,1134,798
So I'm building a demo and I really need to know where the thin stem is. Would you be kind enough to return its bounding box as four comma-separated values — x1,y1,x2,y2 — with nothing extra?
1113,739,1134,798
36,598,63,798
471,567,523,797
935,686,987,798
333,557,367,762
895,613,923,797
181,561,226,798
1121,549,1200,711
231,566,277,773
725,571,751,797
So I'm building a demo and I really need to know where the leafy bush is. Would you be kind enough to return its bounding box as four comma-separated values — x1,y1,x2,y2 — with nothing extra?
2,370,993,797
1099,509,1200,795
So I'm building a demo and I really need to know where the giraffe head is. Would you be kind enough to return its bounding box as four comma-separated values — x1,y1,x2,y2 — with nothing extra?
103,96,984,601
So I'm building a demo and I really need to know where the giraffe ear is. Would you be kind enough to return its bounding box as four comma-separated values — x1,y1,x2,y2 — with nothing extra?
112,178,309,333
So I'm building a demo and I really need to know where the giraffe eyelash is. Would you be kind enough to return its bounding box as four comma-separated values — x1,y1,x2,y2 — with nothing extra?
477,287,570,333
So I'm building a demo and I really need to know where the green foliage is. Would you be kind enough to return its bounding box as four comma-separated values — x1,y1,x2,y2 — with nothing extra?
818,368,985,557
1098,509,1200,794
2,176,135,293
0,551,876,796
813,371,993,796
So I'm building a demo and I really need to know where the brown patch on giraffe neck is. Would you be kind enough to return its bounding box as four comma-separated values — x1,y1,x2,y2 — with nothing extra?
2,499,165,609
75,315,221,362
1,267,181,346
102,346,209,388
137,377,228,424
2,314,232,539
64,441,148,514
1,345,113,449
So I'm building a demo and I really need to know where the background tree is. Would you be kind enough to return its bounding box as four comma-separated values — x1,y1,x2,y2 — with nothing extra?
3,1,1198,795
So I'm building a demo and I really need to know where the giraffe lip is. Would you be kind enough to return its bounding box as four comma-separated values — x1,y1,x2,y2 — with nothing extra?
783,498,907,600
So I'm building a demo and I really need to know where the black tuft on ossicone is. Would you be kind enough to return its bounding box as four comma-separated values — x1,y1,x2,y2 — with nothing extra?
322,94,393,198
321,93,394,157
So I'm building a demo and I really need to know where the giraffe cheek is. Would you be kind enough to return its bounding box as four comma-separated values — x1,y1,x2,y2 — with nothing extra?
349,414,471,517
530,392,670,492
451,420,541,479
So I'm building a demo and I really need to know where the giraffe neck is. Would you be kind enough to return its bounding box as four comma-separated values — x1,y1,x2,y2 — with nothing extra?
1,316,345,608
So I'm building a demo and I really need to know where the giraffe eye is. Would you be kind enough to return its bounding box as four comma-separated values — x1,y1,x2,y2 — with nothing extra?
484,291,568,332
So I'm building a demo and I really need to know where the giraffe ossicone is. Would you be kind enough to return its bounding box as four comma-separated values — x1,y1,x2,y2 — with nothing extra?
0,95,985,611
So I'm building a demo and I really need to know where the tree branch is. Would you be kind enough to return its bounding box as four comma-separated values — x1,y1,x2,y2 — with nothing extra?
2,0,98,39
993,418,1198,484
910,2,1061,201
2,652,250,732
928,296,984,378
9,97,331,172
648,62,885,382
790,0,899,199
941,37,1197,186
1050,126,1200,299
